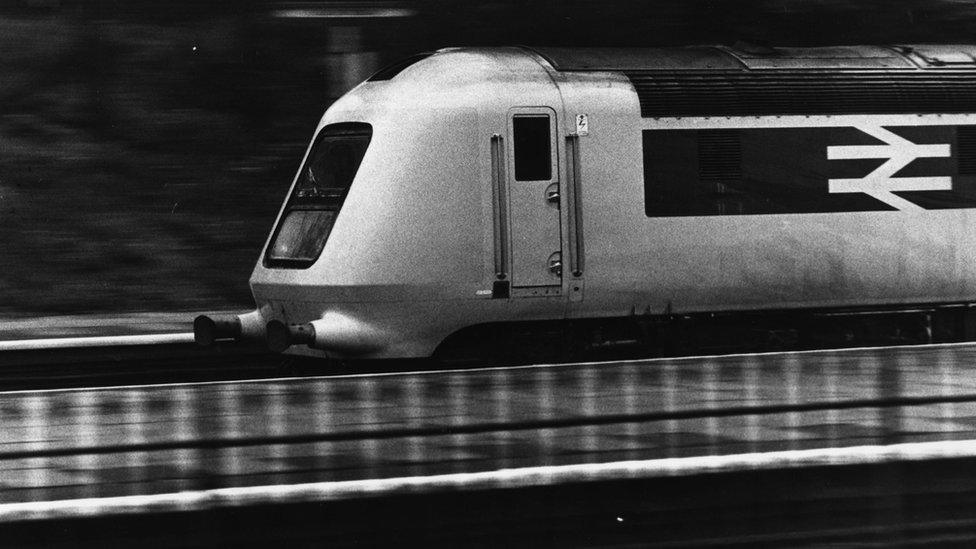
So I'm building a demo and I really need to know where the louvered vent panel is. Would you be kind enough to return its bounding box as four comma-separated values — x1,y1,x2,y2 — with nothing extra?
624,71,976,117
959,126,976,176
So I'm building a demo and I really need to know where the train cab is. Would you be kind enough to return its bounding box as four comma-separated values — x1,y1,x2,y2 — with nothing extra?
196,45,976,361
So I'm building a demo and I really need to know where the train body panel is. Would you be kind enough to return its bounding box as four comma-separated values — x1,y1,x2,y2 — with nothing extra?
575,113,976,317
627,113,976,315
195,44,976,360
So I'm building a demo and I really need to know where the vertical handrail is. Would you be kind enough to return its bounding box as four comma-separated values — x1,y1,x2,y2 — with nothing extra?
565,135,585,277
490,134,509,280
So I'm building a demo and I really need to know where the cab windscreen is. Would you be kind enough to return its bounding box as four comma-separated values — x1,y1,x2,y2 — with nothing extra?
265,122,372,268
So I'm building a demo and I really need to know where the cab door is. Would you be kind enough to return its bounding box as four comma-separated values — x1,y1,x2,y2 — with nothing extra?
506,107,563,296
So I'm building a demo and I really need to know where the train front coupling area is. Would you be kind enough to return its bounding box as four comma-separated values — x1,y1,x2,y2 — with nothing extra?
194,310,381,355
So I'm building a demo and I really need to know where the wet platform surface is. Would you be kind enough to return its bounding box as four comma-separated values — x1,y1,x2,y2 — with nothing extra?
3,343,976,504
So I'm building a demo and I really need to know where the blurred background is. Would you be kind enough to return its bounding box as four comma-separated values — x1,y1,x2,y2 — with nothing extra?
4,0,976,315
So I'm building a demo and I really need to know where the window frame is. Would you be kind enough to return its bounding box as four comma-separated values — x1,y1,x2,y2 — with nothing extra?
264,122,373,269
507,108,558,184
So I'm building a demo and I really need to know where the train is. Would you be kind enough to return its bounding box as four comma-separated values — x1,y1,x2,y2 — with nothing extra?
195,44,976,363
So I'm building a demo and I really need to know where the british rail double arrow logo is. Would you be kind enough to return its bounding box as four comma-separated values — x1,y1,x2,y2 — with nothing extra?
827,125,952,211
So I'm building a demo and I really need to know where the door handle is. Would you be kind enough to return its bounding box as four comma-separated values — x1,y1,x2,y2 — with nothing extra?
490,134,509,280
565,135,584,277
546,187,560,204
547,252,562,277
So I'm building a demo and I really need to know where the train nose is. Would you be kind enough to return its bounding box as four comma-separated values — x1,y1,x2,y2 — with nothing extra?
194,311,266,346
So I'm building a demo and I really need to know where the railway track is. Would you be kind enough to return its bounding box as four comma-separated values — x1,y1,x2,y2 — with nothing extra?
5,342,976,545
5,342,976,502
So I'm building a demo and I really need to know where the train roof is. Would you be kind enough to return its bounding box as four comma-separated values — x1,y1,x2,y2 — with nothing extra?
526,44,976,71
519,45,976,117
332,45,976,123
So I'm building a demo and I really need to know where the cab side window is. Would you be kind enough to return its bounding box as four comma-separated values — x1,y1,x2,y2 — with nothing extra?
513,115,552,181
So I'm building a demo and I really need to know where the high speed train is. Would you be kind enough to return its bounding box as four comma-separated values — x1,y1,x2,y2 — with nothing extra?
196,44,976,362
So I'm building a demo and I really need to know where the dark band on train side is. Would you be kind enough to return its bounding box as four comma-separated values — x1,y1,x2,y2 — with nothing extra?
643,125,976,216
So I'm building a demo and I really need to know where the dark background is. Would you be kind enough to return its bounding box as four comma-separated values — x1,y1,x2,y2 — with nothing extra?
3,0,976,314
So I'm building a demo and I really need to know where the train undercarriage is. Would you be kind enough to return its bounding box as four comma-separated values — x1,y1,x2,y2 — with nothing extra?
432,303,976,366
